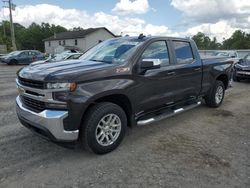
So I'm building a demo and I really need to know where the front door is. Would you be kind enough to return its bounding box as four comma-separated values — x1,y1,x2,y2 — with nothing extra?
18,51,29,64
135,40,180,113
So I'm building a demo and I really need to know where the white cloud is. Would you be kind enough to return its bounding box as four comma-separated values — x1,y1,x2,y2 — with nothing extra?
112,0,149,15
0,4,175,37
1,2,249,43
182,21,239,42
170,0,250,41
171,0,250,24
170,0,250,30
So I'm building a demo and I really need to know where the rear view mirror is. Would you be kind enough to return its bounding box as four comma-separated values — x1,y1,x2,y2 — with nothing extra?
141,59,161,70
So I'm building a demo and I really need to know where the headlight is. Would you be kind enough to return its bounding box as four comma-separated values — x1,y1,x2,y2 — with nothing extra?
46,82,77,91
234,65,242,71
47,83,69,89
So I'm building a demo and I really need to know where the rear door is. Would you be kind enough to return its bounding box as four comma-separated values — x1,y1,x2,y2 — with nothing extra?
170,40,202,102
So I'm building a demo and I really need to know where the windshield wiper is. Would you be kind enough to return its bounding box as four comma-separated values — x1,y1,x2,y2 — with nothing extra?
89,59,111,64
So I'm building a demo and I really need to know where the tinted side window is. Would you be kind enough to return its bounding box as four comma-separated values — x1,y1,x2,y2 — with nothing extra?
141,41,170,66
173,41,194,64
29,51,36,56
20,52,28,56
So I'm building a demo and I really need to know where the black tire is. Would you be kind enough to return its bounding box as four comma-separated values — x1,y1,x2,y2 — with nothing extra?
80,102,127,154
8,59,18,65
205,80,225,108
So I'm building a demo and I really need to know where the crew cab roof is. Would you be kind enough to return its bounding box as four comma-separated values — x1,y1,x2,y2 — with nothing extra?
118,36,192,42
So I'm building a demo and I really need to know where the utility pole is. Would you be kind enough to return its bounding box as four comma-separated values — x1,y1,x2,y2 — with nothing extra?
3,0,16,50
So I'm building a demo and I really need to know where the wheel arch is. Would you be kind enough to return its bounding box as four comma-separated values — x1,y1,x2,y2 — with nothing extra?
9,58,18,65
216,74,229,89
82,93,135,128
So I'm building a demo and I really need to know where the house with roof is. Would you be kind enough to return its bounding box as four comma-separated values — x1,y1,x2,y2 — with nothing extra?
43,27,116,54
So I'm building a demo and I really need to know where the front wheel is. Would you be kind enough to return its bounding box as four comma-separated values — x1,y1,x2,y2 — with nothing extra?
205,80,225,108
81,102,127,154
8,59,18,65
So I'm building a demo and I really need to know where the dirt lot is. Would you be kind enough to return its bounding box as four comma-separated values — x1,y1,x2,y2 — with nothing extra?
0,63,249,188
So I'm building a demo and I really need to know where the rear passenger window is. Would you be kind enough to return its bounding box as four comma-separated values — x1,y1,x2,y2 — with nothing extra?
141,41,170,66
173,41,194,64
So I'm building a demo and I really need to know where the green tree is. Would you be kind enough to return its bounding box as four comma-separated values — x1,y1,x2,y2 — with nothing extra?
71,27,84,31
222,30,250,49
0,21,67,52
192,32,220,50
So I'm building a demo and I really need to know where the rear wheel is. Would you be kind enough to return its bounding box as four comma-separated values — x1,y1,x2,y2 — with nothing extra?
80,102,127,154
205,80,225,108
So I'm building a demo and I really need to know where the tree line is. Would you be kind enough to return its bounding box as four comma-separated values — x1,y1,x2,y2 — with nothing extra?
0,21,250,52
192,31,250,50
0,21,67,52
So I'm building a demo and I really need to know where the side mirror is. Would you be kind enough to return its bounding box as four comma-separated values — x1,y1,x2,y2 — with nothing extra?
141,59,161,70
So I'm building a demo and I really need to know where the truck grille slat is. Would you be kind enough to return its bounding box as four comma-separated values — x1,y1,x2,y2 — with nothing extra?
18,77,44,89
21,96,45,113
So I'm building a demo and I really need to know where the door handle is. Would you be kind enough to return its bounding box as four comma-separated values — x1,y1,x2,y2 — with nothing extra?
167,71,176,76
194,68,201,71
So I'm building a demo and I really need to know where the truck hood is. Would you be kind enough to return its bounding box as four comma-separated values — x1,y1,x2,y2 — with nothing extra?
18,59,115,82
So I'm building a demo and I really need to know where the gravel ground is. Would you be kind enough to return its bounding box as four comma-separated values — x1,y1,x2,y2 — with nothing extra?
0,63,249,188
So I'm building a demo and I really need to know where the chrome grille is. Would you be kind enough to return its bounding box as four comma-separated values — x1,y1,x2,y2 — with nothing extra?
18,77,44,89
20,95,46,113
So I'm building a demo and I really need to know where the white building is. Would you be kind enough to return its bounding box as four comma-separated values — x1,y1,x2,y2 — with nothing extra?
43,27,116,54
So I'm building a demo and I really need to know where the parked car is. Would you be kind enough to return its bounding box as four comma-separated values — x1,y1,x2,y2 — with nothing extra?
0,50,45,65
209,50,240,86
212,50,239,58
51,50,81,61
31,52,83,65
16,36,233,154
233,53,250,81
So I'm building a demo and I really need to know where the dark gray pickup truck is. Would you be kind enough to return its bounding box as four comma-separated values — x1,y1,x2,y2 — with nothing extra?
16,35,233,154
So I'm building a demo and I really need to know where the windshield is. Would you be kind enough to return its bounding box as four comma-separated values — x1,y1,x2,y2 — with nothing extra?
80,38,144,64
240,54,250,65
7,51,20,56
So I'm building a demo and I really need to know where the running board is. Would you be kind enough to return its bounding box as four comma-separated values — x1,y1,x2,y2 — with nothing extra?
137,101,201,126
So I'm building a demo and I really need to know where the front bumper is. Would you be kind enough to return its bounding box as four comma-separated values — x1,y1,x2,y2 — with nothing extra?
16,95,79,142
0,59,7,64
236,71,250,79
